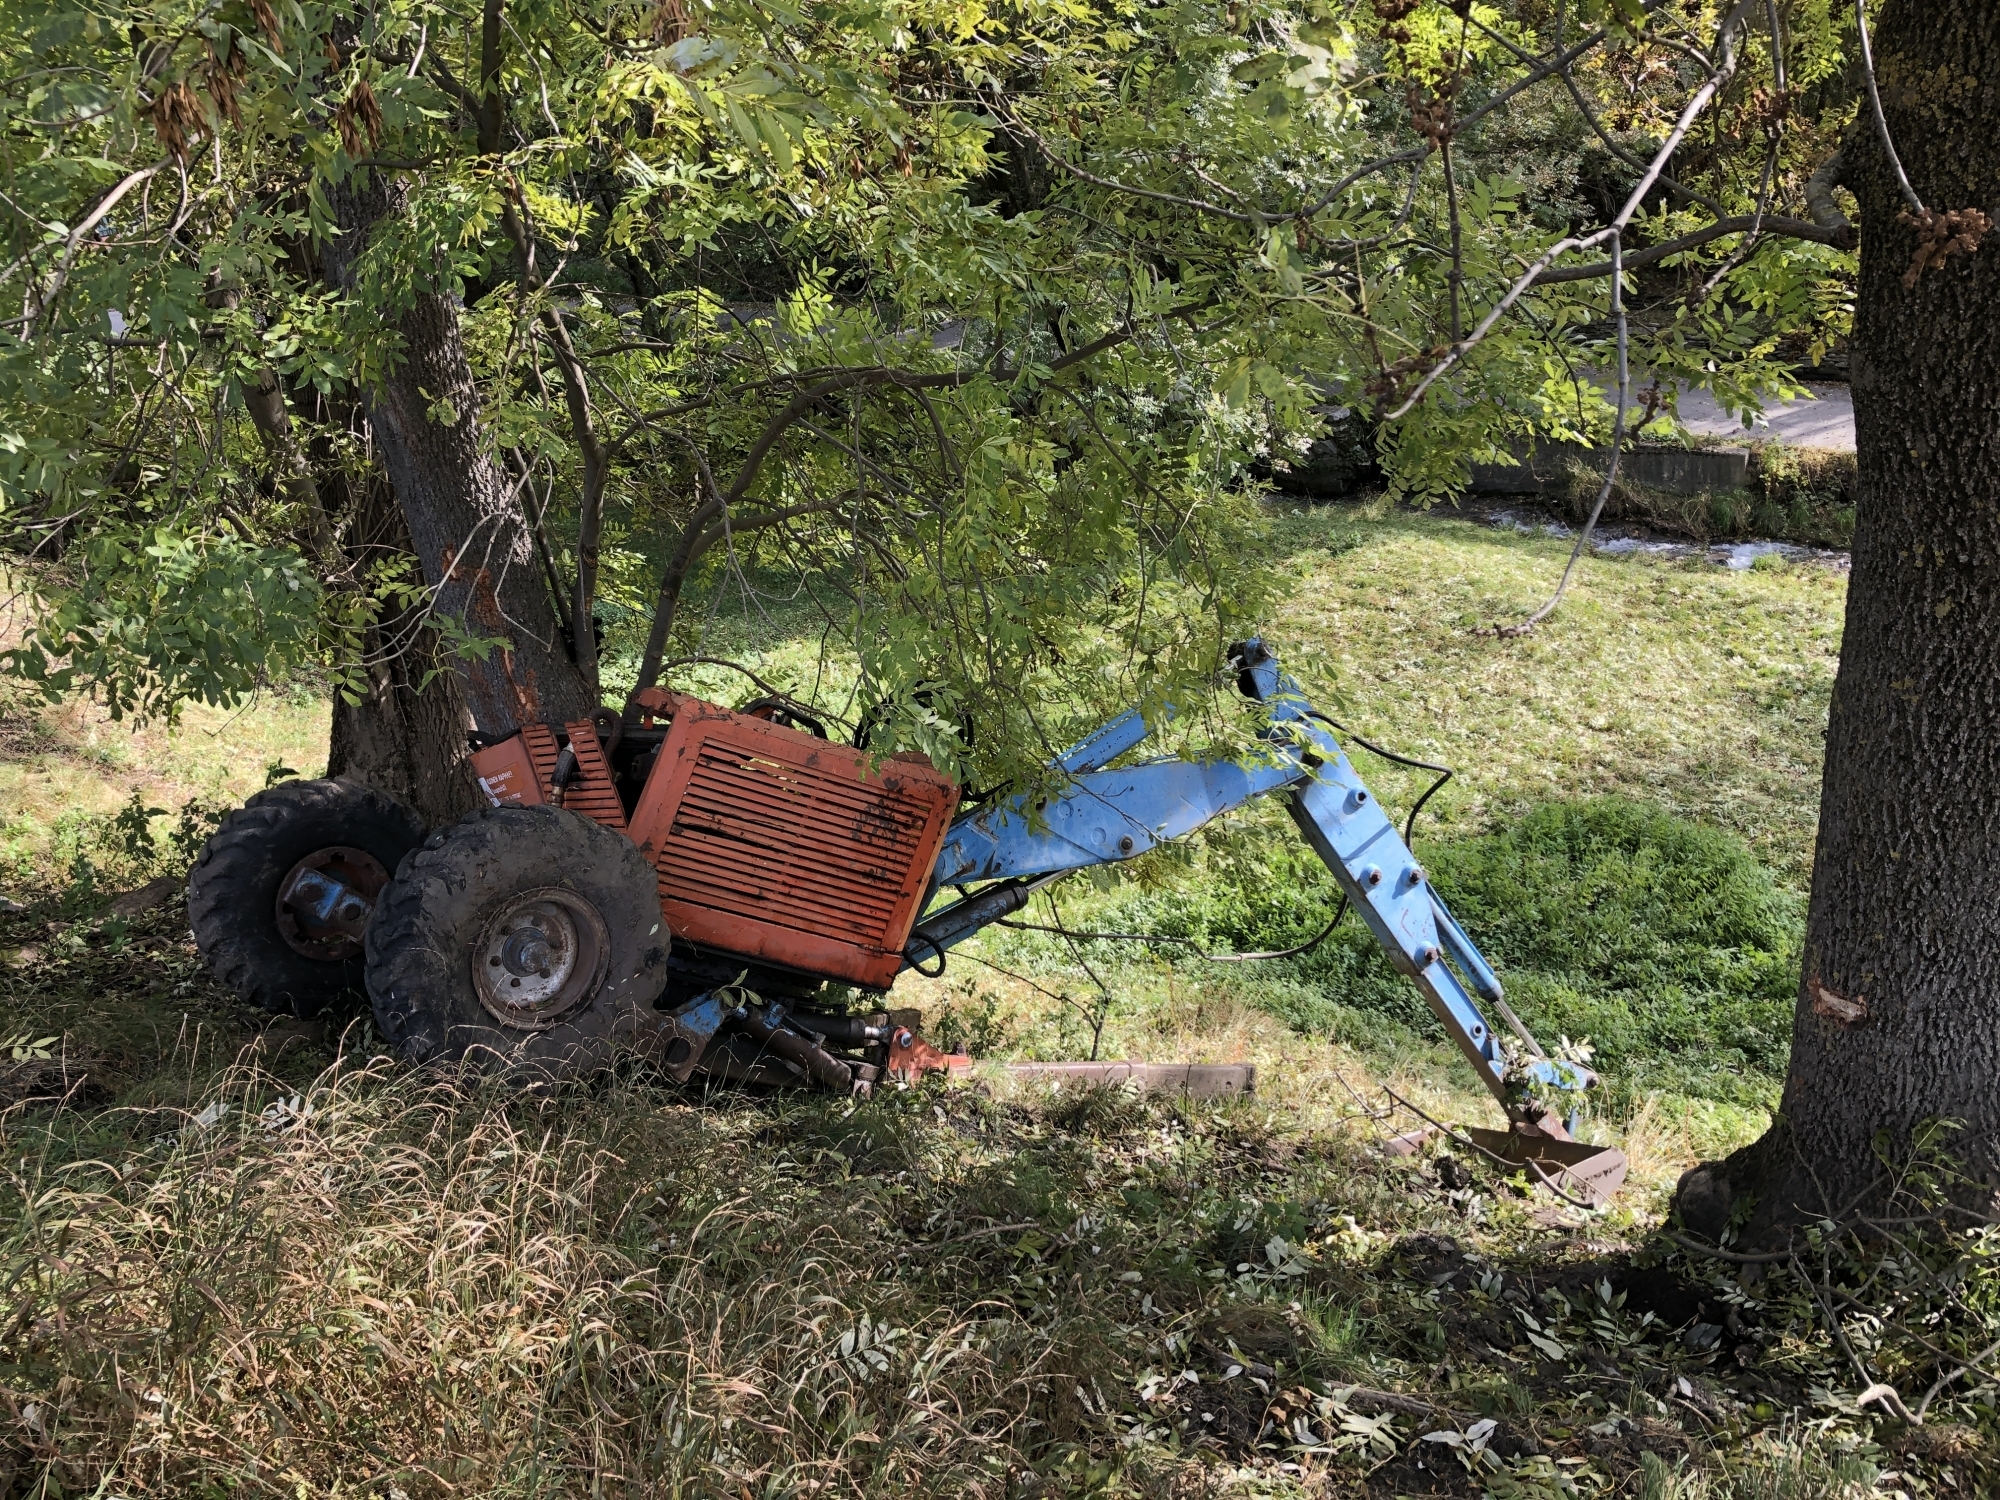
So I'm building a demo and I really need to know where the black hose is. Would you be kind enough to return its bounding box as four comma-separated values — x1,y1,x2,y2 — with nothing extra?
994,899,1348,963
1302,709,1453,851
904,933,948,977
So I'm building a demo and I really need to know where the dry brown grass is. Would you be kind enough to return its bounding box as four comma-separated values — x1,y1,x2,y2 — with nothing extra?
0,1027,1382,1498
0,896,1981,1499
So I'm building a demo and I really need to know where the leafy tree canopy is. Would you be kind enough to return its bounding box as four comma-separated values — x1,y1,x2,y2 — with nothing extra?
0,0,1856,786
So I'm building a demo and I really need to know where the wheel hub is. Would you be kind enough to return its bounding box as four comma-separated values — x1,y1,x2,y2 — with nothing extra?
275,847,390,961
473,888,610,1030
500,927,555,977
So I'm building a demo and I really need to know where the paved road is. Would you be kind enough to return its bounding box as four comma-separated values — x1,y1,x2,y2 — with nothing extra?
1589,376,1855,450
1673,382,1854,451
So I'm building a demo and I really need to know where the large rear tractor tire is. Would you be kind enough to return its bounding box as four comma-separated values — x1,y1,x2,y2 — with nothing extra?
189,778,427,1018
364,805,670,1076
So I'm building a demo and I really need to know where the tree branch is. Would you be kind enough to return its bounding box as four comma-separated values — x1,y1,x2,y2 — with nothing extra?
619,309,1145,708
686,497,842,565
14,160,168,335
497,165,610,691
1805,148,1855,246
1854,0,1923,214
477,0,507,158
1385,0,1759,419
1530,212,1850,284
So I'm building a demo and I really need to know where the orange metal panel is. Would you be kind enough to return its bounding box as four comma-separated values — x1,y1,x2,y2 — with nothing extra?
628,700,959,989
470,736,547,807
469,723,563,808
628,688,685,727
560,719,628,832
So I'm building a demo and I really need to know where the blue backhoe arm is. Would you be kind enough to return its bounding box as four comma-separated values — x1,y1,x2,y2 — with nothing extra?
904,640,1591,1118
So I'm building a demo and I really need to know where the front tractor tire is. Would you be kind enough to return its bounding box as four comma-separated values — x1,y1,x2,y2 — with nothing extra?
365,805,670,1077
188,778,428,1018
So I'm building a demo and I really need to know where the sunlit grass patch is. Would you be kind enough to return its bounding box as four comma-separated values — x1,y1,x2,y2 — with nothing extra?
0,684,327,897
1256,501,1841,882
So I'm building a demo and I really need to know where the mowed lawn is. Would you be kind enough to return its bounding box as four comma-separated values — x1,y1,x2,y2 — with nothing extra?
1256,502,1840,883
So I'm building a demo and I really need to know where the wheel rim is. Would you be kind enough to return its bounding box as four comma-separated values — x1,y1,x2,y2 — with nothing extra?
472,888,611,1030
275,846,391,961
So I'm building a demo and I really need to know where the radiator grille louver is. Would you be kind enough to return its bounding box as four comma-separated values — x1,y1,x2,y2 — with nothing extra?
629,708,959,989
662,743,927,944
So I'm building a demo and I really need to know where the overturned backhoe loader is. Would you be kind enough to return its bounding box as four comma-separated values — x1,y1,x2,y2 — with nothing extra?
189,640,1627,1206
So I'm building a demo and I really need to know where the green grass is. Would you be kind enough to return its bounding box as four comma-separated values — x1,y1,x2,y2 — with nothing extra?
1254,501,1841,882
1069,798,1801,1112
898,502,1842,1141
2,501,1932,1498
0,678,328,899
610,498,1842,888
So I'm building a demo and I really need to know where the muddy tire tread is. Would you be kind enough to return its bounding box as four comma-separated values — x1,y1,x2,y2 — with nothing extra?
188,778,426,1017
364,804,668,1074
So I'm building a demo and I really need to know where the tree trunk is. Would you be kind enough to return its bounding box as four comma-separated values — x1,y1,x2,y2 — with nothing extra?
1676,1,2000,1237
319,165,594,741
324,465,484,828
204,272,335,560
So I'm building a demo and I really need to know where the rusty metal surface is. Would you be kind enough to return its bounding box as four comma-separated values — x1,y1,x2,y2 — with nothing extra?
469,735,547,808
471,887,611,1031
1461,1125,1629,1209
520,722,561,795
1003,1061,1255,1098
274,846,389,960
558,718,629,831
627,700,959,989
1380,1125,1440,1158
885,1025,973,1083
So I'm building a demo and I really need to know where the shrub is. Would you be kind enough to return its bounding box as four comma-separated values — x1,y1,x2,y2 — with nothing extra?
1093,799,1801,1105
1546,445,1856,549
1748,444,1855,547
1421,798,1801,1102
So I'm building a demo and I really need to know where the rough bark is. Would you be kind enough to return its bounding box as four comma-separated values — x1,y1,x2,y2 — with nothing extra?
1676,1,2000,1237
319,164,593,740
323,466,484,828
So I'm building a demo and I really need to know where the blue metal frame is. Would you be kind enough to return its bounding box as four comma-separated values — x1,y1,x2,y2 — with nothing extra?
906,639,1592,1115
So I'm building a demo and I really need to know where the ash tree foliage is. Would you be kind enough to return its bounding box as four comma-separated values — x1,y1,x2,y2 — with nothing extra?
0,0,1854,785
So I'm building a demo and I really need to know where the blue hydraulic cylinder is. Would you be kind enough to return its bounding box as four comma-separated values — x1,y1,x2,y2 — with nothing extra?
908,640,1589,1114
1278,731,1516,1098
1054,708,1152,774
1430,893,1505,1006
1236,641,1583,1105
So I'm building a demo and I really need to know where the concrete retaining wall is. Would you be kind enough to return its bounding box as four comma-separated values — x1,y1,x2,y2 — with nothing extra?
1469,443,1750,496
